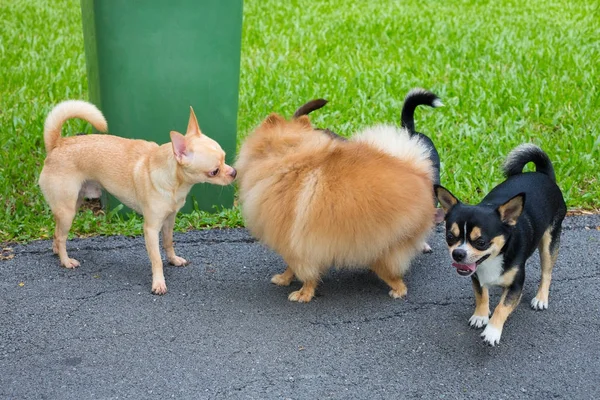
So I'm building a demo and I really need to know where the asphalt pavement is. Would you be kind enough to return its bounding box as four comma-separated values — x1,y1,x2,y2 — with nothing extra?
1,215,599,399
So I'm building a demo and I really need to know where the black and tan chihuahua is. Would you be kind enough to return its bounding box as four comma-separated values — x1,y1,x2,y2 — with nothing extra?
435,144,566,346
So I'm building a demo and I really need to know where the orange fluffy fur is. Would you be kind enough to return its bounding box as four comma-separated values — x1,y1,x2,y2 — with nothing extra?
235,113,435,302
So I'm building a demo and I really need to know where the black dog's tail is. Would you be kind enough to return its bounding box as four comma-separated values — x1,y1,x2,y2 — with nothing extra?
503,144,556,182
401,88,443,135
293,99,328,118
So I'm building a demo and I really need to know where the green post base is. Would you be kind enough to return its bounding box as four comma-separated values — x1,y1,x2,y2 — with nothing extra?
81,0,243,213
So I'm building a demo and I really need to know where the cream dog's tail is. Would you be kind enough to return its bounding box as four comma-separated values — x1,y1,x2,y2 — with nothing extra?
43,100,108,153
352,125,433,180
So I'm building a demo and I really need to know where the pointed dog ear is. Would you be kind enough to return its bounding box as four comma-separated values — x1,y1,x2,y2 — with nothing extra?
294,115,312,129
497,193,525,226
186,106,203,136
434,185,459,214
261,113,285,128
170,131,190,165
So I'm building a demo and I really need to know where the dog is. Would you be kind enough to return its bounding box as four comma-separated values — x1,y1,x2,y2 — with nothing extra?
435,144,566,346
38,100,236,295
235,111,436,303
294,90,444,252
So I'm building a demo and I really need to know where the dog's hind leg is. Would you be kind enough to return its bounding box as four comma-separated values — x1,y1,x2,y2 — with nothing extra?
531,227,560,310
43,180,82,268
371,245,416,299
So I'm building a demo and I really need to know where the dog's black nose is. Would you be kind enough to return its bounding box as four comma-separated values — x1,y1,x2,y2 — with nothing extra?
452,248,467,262
229,168,237,179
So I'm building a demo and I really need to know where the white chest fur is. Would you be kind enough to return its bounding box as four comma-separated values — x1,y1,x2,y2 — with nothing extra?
476,255,505,287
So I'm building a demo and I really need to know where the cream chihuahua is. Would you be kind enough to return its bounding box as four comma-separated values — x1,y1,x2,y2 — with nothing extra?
38,100,236,294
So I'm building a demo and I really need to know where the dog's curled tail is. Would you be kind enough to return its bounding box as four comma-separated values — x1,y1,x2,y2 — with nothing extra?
401,88,443,135
503,144,556,182
43,100,108,153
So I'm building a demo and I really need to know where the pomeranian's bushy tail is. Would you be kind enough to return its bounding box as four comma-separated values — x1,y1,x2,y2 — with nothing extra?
503,143,556,182
43,100,108,153
352,125,433,180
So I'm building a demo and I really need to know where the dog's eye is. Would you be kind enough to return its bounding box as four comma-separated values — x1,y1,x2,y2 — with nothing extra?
446,232,456,242
208,168,220,177
473,238,488,249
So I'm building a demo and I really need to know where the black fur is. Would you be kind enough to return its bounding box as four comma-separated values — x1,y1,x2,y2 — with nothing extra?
401,88,442,188
435,144,566,346
503,144,556,182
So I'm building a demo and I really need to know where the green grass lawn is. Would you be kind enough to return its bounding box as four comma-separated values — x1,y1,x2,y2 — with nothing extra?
1,0,598,244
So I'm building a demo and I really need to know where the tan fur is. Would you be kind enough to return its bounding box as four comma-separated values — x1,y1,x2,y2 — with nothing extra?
534,229,556,306
469,227,482,241
38,100,236,295
498,266,519,287
472,280,490,319
488,289,522,331
450,223,460,238
498,195,524,226
235,114,435,302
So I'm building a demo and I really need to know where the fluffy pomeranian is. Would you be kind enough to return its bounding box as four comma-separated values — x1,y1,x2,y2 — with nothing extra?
235,112,436,302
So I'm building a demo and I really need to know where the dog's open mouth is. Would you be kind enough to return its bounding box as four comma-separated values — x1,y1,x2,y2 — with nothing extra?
451,255,489,277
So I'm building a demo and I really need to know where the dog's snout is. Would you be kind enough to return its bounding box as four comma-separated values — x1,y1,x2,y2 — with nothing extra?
452,248,467,262
229,168,237,179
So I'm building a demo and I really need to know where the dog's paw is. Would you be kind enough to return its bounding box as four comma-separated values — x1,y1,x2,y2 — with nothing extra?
421,242,433,253
530,297,548,311
389,287,407,299
288,289,313,303
468,314,489,329
271,273,293,286
151,281,167,295
480,324,502,346
168,256,189,267
61,258,80,269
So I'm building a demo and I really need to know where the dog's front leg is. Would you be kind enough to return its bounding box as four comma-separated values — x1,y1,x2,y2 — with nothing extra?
469,275,490,328
162,212,189,267
481,275,524,346
144,219,167,295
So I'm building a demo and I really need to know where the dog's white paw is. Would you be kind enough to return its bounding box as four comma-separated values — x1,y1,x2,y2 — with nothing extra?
530,297,548,310
421,242,433,253
480,324,502,346
468,314,489,329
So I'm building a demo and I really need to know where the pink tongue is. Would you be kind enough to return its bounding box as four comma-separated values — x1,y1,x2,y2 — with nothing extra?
452,262,477,273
